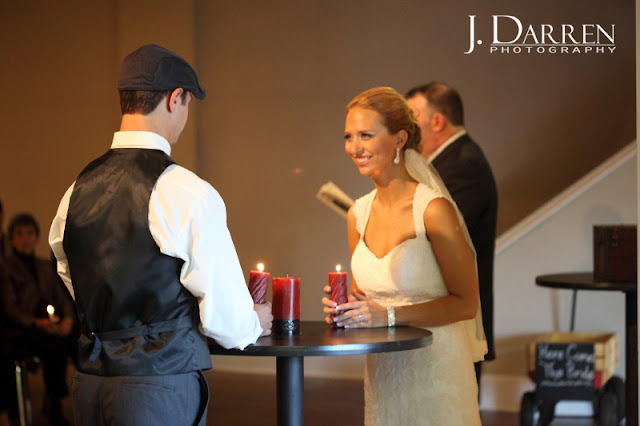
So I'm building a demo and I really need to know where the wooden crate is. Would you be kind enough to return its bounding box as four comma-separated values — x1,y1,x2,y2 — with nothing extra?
528,332,619,394
594,225,637,282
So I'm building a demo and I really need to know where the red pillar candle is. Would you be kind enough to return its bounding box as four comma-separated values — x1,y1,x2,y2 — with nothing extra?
272,275,301,334
248,263,270,304
328,265,348,328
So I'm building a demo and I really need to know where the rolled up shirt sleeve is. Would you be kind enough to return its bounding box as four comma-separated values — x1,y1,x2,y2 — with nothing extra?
149,165,262,350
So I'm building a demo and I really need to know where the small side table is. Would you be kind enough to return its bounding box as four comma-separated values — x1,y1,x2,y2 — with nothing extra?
209,321,432,426
536,272,637,425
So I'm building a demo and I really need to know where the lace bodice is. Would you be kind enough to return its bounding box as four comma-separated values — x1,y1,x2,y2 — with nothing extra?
352,184,449,306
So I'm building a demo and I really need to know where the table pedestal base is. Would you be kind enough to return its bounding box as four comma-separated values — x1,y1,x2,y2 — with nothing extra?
277,356,303,426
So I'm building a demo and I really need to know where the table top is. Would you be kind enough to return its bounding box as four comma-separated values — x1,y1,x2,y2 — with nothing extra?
536,272,637,293
209,320,432,357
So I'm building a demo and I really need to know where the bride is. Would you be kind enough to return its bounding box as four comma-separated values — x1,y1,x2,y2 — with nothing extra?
322,87,487,425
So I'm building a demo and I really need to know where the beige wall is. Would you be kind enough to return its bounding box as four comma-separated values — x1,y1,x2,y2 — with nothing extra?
1,2,118,250
194,1,635,322
199,0,635,234
0,1,199,253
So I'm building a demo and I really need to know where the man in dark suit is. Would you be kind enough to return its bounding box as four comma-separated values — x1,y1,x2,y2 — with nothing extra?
406,82,498,387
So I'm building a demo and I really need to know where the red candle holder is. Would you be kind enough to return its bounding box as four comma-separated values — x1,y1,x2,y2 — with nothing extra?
272,276,300,334
248,263,270,304
328,266,348,328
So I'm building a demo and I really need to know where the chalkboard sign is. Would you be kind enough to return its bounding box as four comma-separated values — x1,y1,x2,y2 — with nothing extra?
535,343,596,400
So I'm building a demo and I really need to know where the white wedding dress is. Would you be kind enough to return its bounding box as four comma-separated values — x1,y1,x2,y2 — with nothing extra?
352,183,483,426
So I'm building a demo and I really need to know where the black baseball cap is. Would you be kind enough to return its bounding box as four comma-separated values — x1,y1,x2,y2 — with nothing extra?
117,44,206,100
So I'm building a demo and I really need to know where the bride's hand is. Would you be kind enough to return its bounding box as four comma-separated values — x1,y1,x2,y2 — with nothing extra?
321,286,359,322
322,285,342,324
330,290,387,328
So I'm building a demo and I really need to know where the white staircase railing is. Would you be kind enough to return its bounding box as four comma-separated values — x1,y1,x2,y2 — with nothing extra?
496,142,637,255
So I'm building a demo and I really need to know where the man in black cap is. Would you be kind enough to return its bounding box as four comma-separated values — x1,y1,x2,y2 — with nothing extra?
49,44,273,426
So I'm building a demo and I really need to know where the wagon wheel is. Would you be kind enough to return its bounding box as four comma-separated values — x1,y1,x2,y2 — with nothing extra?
603,376,625,423
538,399,556,426
520,391,538,426
598,388,618,426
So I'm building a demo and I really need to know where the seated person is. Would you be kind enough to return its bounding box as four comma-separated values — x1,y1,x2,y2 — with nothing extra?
0,199,9,259
0,321,12,426
0,213,76,426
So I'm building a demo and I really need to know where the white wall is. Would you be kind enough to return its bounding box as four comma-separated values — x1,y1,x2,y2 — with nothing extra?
486,143,637,412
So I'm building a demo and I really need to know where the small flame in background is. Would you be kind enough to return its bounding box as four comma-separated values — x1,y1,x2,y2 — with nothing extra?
336,264,341,272
257,263,264,272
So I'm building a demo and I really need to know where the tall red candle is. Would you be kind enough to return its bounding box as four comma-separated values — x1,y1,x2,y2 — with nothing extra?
248,263,270,304
329,265,348,328
272,275,300,334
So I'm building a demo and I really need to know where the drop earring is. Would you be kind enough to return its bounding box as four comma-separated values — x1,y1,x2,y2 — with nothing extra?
393,148,400,164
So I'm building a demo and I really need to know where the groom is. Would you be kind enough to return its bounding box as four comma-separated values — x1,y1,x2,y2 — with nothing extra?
49,44,272,426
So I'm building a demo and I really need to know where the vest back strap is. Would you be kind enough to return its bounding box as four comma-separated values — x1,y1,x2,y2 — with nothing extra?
86,316,196,362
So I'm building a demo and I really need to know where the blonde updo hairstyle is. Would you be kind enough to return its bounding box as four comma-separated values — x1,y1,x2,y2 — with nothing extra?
346,87,422,152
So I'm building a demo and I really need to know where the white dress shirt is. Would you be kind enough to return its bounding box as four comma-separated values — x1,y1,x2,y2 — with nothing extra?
426,129,467,164
49,131,262,350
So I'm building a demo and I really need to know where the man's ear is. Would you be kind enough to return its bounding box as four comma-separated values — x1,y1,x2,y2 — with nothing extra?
431,112,447,132
167,88,184,113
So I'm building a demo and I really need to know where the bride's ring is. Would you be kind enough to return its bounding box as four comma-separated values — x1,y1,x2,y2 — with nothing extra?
359,315,364,322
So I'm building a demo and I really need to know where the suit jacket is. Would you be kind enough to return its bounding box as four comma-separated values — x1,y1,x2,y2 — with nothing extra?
0,252,75,330
431,133,498,360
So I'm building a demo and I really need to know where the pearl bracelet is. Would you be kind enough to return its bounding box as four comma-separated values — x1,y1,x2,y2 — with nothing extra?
386,306,396,327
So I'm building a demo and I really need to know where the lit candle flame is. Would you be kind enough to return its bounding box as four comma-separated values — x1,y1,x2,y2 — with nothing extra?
47,305,55,315
257,263,264,273
336,264,341,272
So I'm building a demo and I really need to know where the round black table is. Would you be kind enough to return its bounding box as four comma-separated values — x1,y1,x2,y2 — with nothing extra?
209,320,432,426
536,272,637,425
